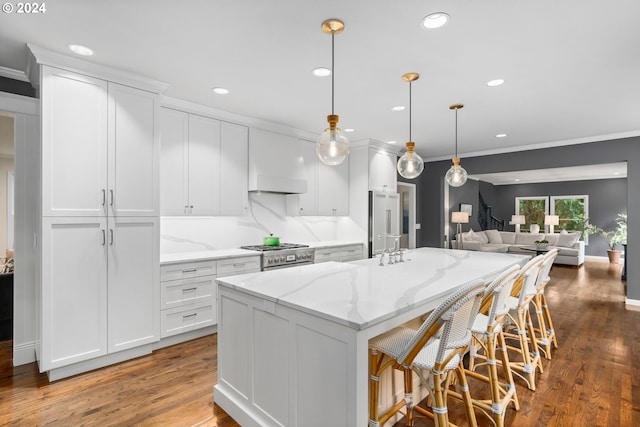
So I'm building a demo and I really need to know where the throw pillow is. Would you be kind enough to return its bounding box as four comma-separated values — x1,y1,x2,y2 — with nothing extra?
557,232,580,247
560,229,568,235
485,229,503,244
462,229,479,242
544,234,559,245
477,231,489,244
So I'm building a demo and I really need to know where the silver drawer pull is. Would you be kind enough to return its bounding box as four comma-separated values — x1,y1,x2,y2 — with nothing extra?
182,287,197,292
182,268,197,273
233,263,245,268
182,313,197,319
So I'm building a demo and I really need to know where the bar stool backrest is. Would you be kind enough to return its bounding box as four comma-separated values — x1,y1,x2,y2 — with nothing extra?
517,255,545,306
397,280,486,367
486,265,520,331
535,248,559,291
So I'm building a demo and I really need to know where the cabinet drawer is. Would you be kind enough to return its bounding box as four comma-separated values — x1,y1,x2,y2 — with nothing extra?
160,260,217,281
339,245,363,262
161,276,215,310
314,249,337,263
217,256,260,276
160,304,215,338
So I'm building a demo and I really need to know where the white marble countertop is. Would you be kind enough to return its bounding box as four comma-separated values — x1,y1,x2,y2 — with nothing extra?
160,241,364,265
160,248,261,265
217,247,529,330
303,240,365,249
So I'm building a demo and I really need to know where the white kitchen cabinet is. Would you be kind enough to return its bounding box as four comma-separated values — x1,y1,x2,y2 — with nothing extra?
108,83,160,216
159,255,259,339
188,114,221,215
41,217,108,370
41,67,108,217
159,260,217,338
107,217,160,353
287,140,348,216
369,148,397,192
160,108,248,216
220,122,249,215
40,217,159,371
41,66,159,217
317,159,349,216
314,244,364,263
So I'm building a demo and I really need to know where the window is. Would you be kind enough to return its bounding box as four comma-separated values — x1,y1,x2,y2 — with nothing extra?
551,195,589,239
515,196,548,232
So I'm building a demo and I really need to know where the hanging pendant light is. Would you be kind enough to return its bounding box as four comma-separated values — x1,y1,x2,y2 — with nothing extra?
396,72,424,179
317,19,349,166
445,103,468,187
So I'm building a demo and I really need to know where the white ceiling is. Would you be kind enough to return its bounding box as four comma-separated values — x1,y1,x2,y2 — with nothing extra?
468,162,628,185
1,1,640,160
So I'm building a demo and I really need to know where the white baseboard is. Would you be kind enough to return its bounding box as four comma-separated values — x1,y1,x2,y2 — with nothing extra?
13,341,36,366
625,298,640,311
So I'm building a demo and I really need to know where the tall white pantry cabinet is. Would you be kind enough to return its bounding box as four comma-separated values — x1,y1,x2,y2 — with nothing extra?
35,62,162,375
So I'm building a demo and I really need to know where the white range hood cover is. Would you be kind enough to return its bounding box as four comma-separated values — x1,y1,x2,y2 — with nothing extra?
248,127,308,194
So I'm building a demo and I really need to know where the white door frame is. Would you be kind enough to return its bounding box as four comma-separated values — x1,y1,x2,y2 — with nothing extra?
397,182,417,249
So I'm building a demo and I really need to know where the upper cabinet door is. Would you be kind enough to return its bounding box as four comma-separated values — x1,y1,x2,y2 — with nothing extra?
188,114,221,216
316,159,349,216
42,66,108,217
160,108,189,215
369,149,397,192
219,122,248,216
108,83,160,216
297,141,318,215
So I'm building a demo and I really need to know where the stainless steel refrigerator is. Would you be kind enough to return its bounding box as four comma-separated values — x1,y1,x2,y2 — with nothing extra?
368,190,400,257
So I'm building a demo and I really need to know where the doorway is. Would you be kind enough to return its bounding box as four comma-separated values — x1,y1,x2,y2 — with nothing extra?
397,182,416,249
0,112,15,342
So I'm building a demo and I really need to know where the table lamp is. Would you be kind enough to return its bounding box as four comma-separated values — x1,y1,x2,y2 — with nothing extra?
452,211,470,249
545,215,559,234
510,214,525,233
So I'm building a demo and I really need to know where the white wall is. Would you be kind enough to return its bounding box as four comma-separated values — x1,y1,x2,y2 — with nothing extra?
161,192,346,253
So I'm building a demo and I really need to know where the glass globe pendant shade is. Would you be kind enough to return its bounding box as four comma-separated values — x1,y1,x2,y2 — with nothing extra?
445,157,468,187
317,114,349,165
397,142,424,179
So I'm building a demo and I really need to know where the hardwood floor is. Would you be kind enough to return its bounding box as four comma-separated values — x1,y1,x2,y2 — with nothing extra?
0,259,638,426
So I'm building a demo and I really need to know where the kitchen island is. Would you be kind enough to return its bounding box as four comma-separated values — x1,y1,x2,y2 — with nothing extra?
214,247,529,427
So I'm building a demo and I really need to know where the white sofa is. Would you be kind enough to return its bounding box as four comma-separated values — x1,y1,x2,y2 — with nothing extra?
454,229,585,266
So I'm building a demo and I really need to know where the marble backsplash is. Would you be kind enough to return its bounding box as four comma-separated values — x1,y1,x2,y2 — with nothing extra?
161,192,365,253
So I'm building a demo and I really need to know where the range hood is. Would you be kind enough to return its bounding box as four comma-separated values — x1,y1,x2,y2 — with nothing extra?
248,127,308,194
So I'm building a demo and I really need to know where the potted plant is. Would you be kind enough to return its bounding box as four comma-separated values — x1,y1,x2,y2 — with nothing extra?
534,239,549,250
593,213,627,263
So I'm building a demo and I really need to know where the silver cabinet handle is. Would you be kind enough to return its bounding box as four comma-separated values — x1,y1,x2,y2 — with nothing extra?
101,229,106,245
182,287,197,292
233,263,245,269
109,229,114,245
109,189,114,206
101,189,106,206
182,268,197,273
190,205,194,214
184,205,189,214
182,313,197,319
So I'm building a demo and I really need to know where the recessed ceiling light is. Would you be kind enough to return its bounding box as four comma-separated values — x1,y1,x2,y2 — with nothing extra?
67,44,94,56
514,178,521,182
344,128,354,133
212,87,229,95
421,12,450,29
312,67,331,77
496,133,507,138
487,79,504,87
613,172,621,176
392,106,406,111
386,140,397,144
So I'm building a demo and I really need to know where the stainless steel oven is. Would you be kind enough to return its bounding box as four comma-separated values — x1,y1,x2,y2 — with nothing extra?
240,243,315,271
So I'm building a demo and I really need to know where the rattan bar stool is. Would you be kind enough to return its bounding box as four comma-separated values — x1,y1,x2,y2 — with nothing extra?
502,255,545,391
368,280,486,427
449,264,521,427
530,249,559,359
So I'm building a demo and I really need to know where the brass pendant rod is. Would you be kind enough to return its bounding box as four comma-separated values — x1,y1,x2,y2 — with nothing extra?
455,107,458,157
409,80,412,142
331,32,335,117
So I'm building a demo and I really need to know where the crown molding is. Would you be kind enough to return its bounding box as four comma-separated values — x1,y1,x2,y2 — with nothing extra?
0,66,29,82
26,44,169,94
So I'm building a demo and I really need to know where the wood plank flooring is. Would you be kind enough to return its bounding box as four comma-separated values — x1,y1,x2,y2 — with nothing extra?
0,259,638,426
